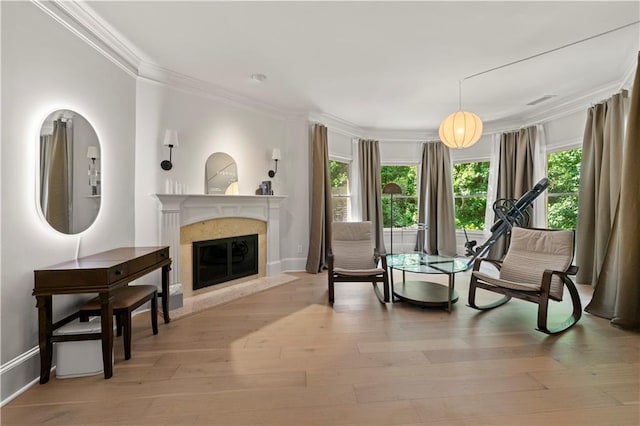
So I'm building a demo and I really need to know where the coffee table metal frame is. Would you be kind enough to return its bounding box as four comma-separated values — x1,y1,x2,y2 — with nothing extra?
386,253,469,312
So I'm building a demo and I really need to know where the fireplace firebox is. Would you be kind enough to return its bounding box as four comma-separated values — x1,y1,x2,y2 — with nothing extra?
192,234,258,290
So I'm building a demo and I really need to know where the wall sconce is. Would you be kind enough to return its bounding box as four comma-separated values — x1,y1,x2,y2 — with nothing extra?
161,130,179,171
268,148,281,178
86,146,100,196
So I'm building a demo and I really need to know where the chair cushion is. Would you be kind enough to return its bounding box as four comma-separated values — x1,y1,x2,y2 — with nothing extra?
332,222,377,270
499,227,574,299
472,271,541,292
334,267,385,277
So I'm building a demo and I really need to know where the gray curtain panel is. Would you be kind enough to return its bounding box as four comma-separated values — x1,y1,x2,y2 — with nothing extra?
305,123,333,273
575,91,626,286
487,126,536,260
418,142,457,256
584,53,638,330
358,139,386,254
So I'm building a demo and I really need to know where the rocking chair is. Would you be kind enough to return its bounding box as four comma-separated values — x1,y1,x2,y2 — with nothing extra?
468,227,582,334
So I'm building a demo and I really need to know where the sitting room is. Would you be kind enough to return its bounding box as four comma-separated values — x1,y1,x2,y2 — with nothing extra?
1,1,639,424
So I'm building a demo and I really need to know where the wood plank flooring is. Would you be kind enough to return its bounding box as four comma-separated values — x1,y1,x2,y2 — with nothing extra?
1,270,638,425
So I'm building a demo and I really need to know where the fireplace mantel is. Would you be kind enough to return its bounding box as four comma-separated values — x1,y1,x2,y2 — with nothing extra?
153,194,286,296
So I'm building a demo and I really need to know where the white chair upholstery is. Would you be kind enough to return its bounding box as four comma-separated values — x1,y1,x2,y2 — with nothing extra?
468,227,582,334
328,221,389,303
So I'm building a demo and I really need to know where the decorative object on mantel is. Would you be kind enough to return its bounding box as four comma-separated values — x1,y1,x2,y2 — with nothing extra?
260,180,273,195
268,148,281,178
205,152,238,194
86,145,100,196
160,129,179,171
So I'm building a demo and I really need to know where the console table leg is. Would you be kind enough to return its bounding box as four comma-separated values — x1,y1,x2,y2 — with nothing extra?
99,292,114,379
161,263,171,323
36,295,52,384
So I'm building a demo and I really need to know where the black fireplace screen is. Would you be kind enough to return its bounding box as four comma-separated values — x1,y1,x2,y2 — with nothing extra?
193,234,258,290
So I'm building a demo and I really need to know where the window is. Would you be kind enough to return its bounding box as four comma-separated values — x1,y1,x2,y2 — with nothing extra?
547,148,581,230
452,161,490,230
330,160,351,222
381,165,417,227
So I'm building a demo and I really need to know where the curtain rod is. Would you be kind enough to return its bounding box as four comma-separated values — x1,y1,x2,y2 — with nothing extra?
463,21,640,82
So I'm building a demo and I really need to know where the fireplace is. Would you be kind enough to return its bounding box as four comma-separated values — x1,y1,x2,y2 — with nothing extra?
193,234,259,290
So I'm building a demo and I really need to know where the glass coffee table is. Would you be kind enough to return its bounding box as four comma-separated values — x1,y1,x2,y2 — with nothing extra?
386,253,470,312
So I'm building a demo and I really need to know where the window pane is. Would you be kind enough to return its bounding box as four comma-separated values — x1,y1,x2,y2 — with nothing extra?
548,195,578,230
382,196,417,228
330,160,350,222
547,148,581,230
381,165,418,227
452,161,489,230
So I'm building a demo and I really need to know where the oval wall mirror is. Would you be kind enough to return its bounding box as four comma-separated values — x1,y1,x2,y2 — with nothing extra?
38,109,101,234
205,152,238,195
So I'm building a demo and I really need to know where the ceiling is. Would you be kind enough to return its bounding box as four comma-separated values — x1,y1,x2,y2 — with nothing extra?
85,1,640,132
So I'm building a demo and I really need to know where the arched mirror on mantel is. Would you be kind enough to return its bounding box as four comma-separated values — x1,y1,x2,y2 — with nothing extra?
205,152,238,195
38,109,101,234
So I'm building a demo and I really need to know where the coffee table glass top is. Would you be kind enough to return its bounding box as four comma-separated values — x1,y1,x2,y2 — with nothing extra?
386,253,470,274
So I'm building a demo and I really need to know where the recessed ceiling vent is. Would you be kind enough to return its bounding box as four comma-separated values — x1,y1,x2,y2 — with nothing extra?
526,95,556,106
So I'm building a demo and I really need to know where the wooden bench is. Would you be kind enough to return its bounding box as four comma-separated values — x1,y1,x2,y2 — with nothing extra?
79,285,158,360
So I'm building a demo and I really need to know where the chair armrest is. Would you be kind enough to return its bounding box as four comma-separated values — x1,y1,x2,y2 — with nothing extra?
374,248,388,269
565,265,579,275
472,257,503,272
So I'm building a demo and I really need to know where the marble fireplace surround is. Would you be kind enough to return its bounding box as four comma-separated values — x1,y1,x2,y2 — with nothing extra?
154,194,287,311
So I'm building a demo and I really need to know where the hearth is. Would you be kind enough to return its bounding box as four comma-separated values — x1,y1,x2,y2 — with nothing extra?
192,234,258,290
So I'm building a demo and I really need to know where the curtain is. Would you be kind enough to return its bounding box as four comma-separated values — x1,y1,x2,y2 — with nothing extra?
305,123,332,273
40,119,71,233
358,139,385,253
417,142,456,256
575,91,627,286
488,126,536,260
583,53,639,330
532,124,548,228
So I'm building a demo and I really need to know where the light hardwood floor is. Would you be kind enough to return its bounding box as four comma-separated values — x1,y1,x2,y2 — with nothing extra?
2,270,638,425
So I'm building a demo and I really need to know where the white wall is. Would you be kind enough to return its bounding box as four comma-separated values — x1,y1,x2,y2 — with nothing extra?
1,2,136,402
134,80,310,275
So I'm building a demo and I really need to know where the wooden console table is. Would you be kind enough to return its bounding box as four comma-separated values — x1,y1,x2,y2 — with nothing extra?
33,246,171,384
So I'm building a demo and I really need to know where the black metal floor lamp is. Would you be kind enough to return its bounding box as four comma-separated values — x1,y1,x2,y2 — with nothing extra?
382,183,402,254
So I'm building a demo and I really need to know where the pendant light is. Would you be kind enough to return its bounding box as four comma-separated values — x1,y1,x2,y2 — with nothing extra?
438,80,483,149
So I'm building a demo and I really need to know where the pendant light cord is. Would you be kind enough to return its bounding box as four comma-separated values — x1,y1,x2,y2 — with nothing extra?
463,20,640,82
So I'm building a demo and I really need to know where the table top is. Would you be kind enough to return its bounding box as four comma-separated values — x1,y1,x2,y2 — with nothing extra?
34,246,168,271
387,252,470,274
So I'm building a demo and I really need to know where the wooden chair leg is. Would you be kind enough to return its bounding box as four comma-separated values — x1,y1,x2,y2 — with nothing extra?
467,276,511,310
537,277,582,334
328,277,335,303
123,309,132,360
116,313,123,337
151,292,158,335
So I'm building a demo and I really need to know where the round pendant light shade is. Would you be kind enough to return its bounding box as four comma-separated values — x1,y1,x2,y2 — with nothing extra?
438,111,483,149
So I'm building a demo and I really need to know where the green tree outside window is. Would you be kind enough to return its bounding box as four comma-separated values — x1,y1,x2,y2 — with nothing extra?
380,165,417,227
547,148,581,230
453,161,490,230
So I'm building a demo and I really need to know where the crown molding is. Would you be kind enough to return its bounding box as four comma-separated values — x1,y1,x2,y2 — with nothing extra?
31,0,141,76
308,112,363,138
137,62,301,121
33,0,636,142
